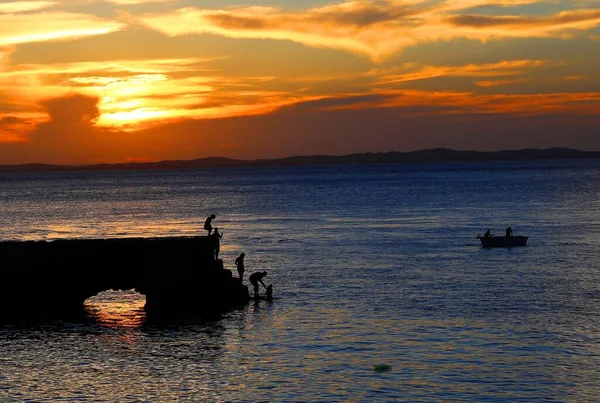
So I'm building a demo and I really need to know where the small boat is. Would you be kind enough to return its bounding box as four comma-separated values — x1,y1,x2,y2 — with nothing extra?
477,235,528,247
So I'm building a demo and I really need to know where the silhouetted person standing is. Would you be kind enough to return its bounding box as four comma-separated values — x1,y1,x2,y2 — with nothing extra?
249,271,267,299
505,226,513,238
235,252,246,281
204,214,216,235
211,227,223,259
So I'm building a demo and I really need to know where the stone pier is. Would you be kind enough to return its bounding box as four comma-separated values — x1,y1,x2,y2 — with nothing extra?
0,236,249,319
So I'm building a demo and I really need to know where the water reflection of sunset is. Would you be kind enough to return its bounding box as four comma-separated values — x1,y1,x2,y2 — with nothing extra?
84,290,146,330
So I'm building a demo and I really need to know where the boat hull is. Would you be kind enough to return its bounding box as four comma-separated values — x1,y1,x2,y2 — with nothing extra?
479,236,528,247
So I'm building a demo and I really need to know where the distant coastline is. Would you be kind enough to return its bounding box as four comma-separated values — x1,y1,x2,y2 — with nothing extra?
1,148,600,173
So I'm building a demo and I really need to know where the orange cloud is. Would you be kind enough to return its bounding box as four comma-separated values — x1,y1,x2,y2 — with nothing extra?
374,60,548,85
0,55,321,131
0,115,31,143
281,89,600,120
18,94,121,164
137,1,600,61
41,93,99,126
476,79,527,87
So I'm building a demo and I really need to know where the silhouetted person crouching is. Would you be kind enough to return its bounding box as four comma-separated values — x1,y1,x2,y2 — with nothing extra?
204,214,216,235
249,271,267,299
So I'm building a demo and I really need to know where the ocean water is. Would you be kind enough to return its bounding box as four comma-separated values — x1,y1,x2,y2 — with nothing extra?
1,160,600,402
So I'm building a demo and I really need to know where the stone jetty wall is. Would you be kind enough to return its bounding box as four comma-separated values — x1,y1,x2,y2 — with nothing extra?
0,236,249,318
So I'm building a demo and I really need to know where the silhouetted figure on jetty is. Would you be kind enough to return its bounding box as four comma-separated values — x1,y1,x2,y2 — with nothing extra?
265,284,273,301
211,227,223,259
249,271,267,299
483,229,491,239
235,252,245,281
204,214,216,235
505,226,513,238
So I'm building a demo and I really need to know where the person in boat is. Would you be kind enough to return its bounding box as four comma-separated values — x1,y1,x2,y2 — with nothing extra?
211,227,223,259
249,271,268,299
505,226,513,238
204,214,216,235
235,252,246,281
483,229,491,239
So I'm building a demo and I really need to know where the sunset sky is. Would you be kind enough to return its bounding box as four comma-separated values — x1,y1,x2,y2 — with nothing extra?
0,0,599,164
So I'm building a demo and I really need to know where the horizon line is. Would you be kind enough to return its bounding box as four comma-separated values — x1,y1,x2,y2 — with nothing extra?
3,146,600,169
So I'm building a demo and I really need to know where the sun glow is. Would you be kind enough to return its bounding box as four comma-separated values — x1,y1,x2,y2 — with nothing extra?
99,108,172,126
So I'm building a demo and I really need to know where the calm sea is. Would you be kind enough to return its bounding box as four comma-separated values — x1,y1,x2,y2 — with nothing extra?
1,160,600,402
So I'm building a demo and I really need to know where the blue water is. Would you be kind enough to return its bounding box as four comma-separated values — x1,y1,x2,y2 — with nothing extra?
2,160,600,401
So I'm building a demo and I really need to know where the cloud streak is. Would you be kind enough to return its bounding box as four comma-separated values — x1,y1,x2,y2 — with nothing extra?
106,0,176,4
373,59,549,85
0,1,56,14
137,1,600,60
0,11,124,46
447,9,600,29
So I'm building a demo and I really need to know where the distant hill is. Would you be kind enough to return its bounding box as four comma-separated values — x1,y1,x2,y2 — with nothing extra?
1,148,600,173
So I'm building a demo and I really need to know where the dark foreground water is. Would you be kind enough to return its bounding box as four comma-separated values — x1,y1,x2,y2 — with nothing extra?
1,160,600,401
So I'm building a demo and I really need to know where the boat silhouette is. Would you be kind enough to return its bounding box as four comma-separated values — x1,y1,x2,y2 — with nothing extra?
476,234,528,247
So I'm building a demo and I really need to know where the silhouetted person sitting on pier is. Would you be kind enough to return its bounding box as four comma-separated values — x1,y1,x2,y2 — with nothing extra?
211,227,223,259
483,229,491,239
204,214,216,235
249,271,267,299
505,226,513,238
235,252,245,281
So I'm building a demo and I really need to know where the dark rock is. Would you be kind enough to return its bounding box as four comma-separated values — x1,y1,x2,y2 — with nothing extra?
0,236,249,319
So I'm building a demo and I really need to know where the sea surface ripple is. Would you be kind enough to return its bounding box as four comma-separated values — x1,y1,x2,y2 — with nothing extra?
1,159,600,401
